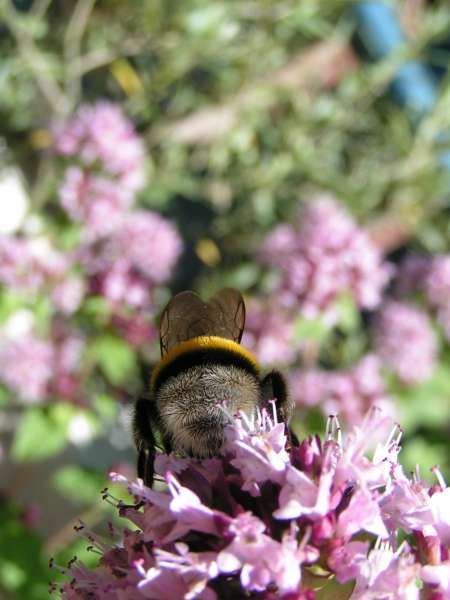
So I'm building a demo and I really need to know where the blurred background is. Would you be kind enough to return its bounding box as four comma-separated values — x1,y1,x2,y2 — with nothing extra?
0,0,449,598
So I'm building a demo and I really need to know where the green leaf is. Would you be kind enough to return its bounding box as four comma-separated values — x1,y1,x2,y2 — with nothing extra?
11,405,75,462
92,335,138,386
292,315,330,344
93,393,118,421
0,503,49,600
395,365,450,430
333,291,360,332
82,296,111,326
401,437,447,479
0,290,28,325
53,466,106,505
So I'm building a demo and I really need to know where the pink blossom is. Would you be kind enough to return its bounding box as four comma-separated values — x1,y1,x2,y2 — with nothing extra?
259,198,392,320
241,299,295,366
137,545,218,600
224,404,290,496
327,541,370,583
56,408,450,600
373,301,437,385
112,311,156,347
421,562,450,595
0,234,68,292
217,513,302,593
51,276,85,315
59,168,134,238
54,101,146,192
81,210,182,309
0,333,54,403
336,488,388,539
291,355,394,426
274,443,338,520
93,257,152,308
425,255,450,340
116,211,182,284
350,541,421,600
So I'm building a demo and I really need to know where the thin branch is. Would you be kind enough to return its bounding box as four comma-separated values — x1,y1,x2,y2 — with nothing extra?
30,0,53,19
69,38,148,79
160,41,358,144
2,0,70,117
64,0,96,108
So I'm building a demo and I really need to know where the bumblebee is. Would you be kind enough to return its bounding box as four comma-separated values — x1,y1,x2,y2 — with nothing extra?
133,288,293,486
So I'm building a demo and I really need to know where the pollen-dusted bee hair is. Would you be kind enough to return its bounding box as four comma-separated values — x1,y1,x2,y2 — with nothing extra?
133,288,293,486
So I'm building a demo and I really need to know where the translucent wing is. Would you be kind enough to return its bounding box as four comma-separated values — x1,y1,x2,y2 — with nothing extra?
159,288,246,356
207,288,246,343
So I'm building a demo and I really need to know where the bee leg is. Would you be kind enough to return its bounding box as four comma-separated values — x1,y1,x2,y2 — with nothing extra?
261,370,296,444
133,396,156,487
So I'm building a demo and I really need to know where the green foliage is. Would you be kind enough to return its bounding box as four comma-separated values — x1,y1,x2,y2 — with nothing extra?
11,404,76,461
0,503,49,600
90,334,139,386
53,465,107,505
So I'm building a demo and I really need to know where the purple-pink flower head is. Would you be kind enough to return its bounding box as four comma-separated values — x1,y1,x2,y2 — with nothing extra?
241,299,296,367
424,255,450,341
373,300,437,385
0,331,54,403
54,101,146,192
0,314,85,405
259,197,392,322
290,354,394,426
117,211,183,284
80,210,182,310
0,234,69,293
56,403,450,600
59,168,135,239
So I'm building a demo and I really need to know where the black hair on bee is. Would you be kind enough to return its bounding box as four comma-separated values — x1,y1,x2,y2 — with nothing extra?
133,288,293,486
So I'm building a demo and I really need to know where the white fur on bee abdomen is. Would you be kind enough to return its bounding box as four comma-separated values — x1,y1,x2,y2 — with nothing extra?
156,364,260,457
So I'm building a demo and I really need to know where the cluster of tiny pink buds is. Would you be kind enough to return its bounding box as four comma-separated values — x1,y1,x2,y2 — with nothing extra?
242,299,296,367
424,255,450,342
53,101,182,333
55,406,450,599
0,320,85,404
290,354,394,425
259,198,392,322
54,102,145,240
396,253,450,343
54,101,146,194
373,300,437,385
0,234,72,296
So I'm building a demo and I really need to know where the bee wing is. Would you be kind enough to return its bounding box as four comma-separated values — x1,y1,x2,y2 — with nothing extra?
206,287,246,343
159,291,212,356
159,288,246,356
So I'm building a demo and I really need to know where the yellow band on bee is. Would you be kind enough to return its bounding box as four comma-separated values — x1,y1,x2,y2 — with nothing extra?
151,336,259,389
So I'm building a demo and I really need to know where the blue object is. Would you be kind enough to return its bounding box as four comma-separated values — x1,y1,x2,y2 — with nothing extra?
352,2,438,118
352,1,449,171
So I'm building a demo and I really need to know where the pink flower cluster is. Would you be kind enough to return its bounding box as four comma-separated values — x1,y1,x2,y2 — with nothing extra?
0,234,86,316
0,324,84,404
84,210,182,310
259,198,392,322
373,301,437,385
55,407,450,599
55,102,145,240
424,255,450,341
290,354,394,425
55,102,182,313
396,253,450,343
54,101,145,191
0,235,69,292
242,299,295,367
